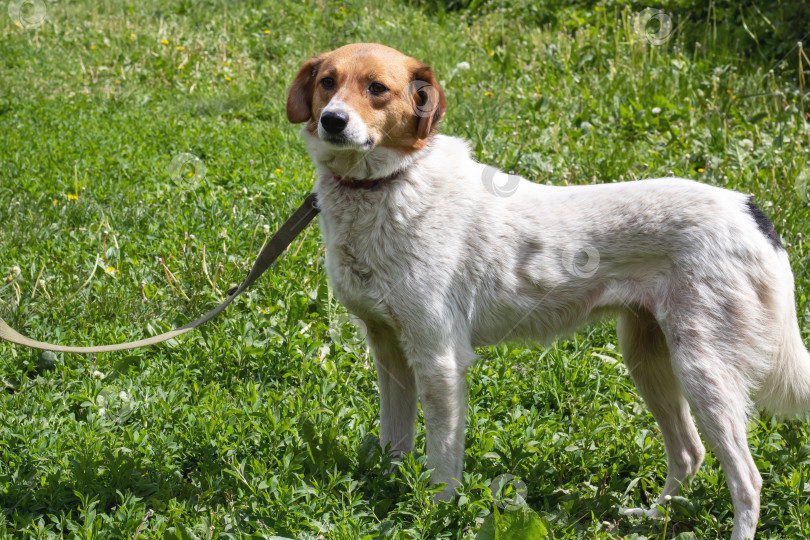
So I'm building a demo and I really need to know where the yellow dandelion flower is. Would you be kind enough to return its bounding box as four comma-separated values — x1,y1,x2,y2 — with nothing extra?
176,46,184,50
14,21,21,27
260,308,268,314
264,30,270,34
178,65,184,70
225,76,231,81
732,95,736,99
490,52,495,56
67,194,78,200
115,79,121,84
160,39,169,44
105,266,117,275
90,45,96,50
484,91,494,97
698,168,705,173
130,33,136,38
53,200,58,206
274,168,283,174
224,61,230,66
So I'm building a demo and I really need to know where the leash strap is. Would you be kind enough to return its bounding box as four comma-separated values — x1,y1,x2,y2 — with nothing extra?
0,192,320,353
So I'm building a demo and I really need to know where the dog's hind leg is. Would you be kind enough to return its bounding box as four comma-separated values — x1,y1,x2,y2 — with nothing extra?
671,342,761,540
367,323,418,460
617,307,706,518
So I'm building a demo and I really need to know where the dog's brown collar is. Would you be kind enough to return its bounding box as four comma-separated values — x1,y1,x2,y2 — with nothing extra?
332,170,401,189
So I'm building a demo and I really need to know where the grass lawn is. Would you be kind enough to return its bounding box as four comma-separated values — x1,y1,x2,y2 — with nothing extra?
1,0,810,538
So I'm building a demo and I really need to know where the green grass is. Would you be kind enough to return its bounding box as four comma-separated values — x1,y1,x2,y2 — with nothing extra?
1,0,810,538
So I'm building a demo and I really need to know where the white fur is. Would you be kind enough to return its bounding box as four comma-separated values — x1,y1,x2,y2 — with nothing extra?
317,98,371,150
305,127,810,540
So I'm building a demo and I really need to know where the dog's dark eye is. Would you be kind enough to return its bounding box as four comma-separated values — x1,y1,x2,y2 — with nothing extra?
369,82,388,95
321,77,336,90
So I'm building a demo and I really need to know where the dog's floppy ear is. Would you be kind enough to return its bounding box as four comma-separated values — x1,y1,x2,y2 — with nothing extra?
286,54,324,124
410,65,446,139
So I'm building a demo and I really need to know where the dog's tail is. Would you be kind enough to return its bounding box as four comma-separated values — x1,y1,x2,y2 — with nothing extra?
755,253,810,418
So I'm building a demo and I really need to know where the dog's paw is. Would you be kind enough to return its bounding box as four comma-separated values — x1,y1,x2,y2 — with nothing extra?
620,506,663,519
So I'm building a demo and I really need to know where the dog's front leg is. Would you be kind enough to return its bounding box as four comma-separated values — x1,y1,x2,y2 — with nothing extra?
366,324,418,460
413,348,468,501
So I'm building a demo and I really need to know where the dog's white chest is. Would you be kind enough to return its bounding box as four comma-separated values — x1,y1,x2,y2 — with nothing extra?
318,199,409,325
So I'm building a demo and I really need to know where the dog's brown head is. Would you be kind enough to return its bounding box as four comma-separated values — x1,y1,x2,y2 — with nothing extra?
286,43,446,154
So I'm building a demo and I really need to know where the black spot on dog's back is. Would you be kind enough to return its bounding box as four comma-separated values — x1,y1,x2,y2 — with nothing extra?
747,196,782,249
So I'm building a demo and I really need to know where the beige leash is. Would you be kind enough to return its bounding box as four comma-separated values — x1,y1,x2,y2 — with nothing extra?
0,192,320,353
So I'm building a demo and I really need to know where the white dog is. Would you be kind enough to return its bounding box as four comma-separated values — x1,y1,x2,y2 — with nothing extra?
286,43,809,540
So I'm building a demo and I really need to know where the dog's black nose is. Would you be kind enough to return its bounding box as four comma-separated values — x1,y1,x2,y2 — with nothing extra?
320,111,349,134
